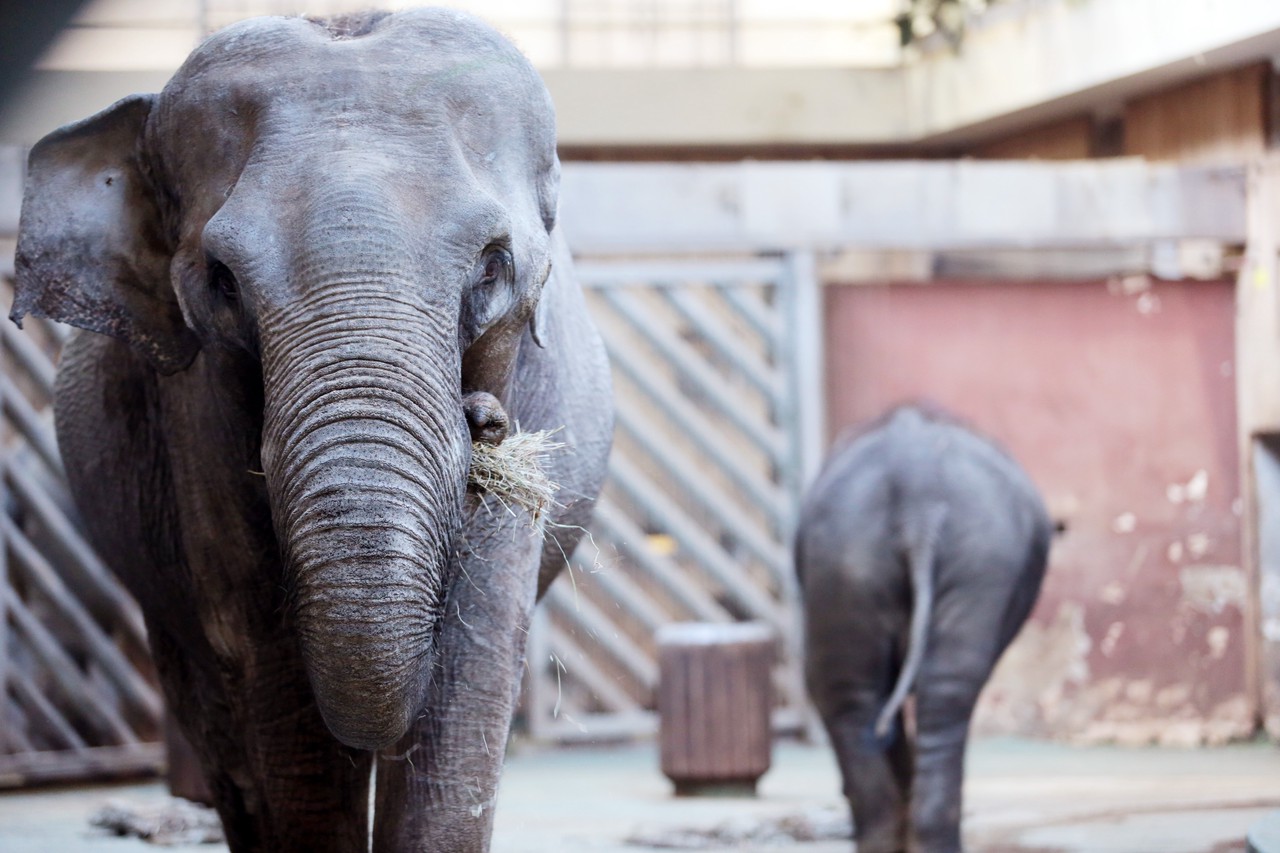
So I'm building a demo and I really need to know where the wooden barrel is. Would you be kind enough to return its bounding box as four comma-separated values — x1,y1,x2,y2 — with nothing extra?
656,621,774,796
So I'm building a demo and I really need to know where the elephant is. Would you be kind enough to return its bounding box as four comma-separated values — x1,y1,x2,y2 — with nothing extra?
10,9,612,852
794,404,1051,853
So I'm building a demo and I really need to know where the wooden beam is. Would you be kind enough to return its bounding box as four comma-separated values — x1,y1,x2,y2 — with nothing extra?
559,161,1247,254
0,743,163,788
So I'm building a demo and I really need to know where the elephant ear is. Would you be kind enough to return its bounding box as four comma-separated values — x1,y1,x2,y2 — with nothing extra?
11,94,199,374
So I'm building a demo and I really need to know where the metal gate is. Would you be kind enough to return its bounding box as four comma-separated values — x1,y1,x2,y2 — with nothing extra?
0,283,166,786
524,252,823,742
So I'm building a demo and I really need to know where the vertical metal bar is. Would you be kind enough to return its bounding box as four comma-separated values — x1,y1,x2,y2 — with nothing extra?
525,605,552,740
786,249,826,496
780,249,825,727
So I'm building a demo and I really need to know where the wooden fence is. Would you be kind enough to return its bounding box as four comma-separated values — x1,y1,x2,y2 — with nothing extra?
524,254,822,741
1,278,165,786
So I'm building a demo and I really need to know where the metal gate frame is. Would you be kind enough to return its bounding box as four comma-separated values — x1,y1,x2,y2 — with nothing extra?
524,252,823,741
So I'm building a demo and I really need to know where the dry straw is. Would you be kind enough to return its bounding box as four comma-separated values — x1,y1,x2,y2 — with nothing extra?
467,429,564,525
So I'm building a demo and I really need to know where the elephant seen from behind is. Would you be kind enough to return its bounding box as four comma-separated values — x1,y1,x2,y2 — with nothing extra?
11,9,612,852
795,404,1051,853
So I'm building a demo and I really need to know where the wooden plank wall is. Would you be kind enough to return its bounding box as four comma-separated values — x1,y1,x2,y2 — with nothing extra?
967,63,1269,165
971,116,1094,160
1125,63,1268,165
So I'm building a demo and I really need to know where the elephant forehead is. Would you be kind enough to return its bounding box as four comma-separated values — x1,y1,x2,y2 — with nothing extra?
150,11,555,213
170,11,549,122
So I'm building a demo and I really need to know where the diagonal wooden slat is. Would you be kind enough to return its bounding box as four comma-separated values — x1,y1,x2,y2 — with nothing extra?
0,373,64,478
1,321,57,400
576,556,674,638
607,455,785,630
4,517,162,721
598,288,787,466
605,336,787,527
4,587,138,746
660,287,781,408
5,460,148,651
718,284,781,353
590,500,732,624
546,583,659,690
547,623,643,714
615,407,788,579
7,663,88,752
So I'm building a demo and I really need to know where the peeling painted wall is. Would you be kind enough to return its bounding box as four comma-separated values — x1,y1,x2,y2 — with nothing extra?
824,278,1249,743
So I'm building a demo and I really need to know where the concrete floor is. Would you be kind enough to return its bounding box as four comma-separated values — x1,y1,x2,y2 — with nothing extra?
2,737,1279,851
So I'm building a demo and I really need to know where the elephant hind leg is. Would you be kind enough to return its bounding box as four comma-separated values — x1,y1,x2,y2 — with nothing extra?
909,670,987,853
819,696,912,853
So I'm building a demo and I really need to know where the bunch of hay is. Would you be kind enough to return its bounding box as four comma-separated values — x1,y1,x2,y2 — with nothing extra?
467,429,563,525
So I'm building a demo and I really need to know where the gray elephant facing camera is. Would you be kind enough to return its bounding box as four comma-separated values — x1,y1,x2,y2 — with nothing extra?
795,405,1051,853
12,10,611,852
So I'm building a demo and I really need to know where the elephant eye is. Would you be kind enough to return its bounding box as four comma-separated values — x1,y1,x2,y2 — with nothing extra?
208,259,239,303
478,248,513,288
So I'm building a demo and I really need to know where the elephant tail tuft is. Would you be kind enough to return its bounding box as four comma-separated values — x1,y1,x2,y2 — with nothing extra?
874,502,947,739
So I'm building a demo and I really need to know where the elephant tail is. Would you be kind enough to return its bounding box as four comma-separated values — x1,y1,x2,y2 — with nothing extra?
875,502,948,739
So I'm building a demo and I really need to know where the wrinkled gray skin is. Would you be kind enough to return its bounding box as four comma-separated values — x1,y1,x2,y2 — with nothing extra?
10,10,612,852
795,406,1050,853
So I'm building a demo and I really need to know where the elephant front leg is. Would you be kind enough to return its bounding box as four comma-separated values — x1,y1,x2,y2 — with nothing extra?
373,527,541,852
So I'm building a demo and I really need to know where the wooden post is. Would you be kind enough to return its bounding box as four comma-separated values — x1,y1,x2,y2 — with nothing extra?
657,622,773,796
1237,156,1280,738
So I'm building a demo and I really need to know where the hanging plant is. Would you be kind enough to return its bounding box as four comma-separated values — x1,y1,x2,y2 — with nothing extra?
895,0,1001,49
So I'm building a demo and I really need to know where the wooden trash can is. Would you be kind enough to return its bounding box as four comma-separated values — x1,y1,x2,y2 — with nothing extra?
657,621,774,796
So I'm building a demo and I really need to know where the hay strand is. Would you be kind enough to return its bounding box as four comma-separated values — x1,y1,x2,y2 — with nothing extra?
467,429,563,523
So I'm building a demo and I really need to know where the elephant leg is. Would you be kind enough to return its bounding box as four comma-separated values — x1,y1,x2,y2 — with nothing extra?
821,696,912,853
149,624,373,853
809,625,912,853
909,662,989,853
373,521,542,852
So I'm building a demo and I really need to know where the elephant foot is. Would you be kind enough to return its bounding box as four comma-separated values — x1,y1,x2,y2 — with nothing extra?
463,391,509,445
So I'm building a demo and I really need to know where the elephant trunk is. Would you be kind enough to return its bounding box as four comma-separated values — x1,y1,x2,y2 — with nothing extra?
260,301,469,751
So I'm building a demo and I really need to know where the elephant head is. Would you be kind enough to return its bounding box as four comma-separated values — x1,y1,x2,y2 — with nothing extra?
11,10,561,749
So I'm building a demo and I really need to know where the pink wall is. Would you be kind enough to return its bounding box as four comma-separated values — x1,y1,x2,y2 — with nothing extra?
824,279,1250,743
